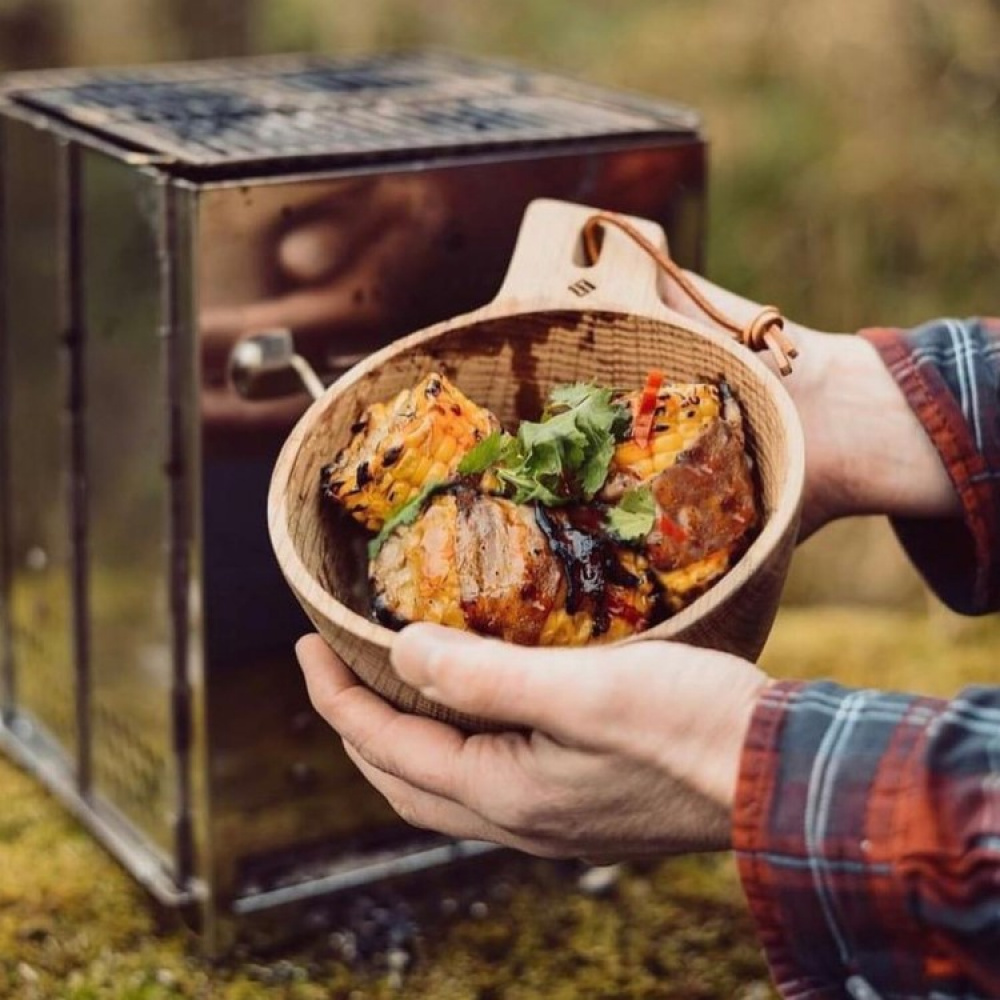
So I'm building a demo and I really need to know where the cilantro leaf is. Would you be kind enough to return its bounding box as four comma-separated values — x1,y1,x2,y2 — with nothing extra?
457,430,522,477
450,384,630,507
580,427,617,497
368,480,445,559
606,484,656,541
496,467,564,506
546,382,602,413
458,431,503,475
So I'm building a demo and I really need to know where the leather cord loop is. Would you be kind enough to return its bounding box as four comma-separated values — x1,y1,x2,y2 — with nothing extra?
582,211,798,375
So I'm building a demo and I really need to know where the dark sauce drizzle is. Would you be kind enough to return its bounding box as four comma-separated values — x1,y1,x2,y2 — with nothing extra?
534,506,640,637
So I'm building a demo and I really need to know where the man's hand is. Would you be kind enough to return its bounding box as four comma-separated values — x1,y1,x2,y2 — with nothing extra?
664,273,960,538
293,268,963,861
297,625,767,860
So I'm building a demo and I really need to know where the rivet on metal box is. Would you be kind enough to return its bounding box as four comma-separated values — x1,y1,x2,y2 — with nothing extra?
0,51,706,949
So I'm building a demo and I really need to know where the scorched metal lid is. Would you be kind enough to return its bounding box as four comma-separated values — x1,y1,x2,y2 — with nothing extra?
0,52,701,179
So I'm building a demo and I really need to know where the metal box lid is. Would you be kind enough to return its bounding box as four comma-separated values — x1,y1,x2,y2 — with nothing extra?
0,52,701,179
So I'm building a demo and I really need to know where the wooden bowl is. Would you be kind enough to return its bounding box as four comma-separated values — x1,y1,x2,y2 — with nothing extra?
269,199,805,731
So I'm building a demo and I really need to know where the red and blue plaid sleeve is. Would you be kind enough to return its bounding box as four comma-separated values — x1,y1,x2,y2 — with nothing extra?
736,682,1000,999
861,318,1000,613
734,319,1000,997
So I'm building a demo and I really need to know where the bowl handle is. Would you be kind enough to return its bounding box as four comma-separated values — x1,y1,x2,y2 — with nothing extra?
494,198,672,318
493,198,797,375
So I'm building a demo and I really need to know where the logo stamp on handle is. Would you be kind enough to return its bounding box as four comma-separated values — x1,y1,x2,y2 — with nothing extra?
568,278,596,297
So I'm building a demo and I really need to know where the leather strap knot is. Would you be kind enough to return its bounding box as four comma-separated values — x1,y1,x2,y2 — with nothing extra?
742,305,798,375
582,212,798,376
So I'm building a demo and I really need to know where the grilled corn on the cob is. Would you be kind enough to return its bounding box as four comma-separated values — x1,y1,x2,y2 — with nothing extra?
321,372,499,532
656,550,732,612
610,382,723,485
370,488,658,646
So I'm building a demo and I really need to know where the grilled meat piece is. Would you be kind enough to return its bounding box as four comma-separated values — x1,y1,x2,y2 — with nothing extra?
370,488,658,645
596,378,759,612
602,381,723,499
647,409,758,610
321,372,499,532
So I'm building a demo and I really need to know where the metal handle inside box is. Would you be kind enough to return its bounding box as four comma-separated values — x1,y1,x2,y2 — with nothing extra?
227,330,328,402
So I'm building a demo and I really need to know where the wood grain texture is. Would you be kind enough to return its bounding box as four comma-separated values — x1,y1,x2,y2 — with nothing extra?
268,200,805,732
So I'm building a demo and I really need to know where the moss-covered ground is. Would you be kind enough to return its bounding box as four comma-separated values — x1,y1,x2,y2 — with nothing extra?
0,605,996,999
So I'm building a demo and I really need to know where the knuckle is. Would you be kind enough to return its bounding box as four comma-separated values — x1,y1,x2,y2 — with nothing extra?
349,722,396,775
490,794,535,834
475,669,519,718
487,780,557,837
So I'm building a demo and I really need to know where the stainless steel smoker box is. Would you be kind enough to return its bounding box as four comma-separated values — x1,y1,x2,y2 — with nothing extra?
0,51,706,946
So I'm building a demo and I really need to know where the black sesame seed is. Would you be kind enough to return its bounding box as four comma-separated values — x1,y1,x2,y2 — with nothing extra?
382,445,403,467
356,461,372,486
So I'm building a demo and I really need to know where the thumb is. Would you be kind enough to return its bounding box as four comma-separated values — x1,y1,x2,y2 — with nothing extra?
391,623,620,737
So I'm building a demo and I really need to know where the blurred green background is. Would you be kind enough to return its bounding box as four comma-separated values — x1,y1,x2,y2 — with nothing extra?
5,0,999,329
0,1,997,997
6,0,998,609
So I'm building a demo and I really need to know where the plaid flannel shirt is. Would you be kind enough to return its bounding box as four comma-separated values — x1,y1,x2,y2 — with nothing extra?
734,318,1000,1000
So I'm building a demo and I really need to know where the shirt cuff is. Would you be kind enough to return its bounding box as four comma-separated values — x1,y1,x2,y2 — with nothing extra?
733,680,946,998
859,320,1000,614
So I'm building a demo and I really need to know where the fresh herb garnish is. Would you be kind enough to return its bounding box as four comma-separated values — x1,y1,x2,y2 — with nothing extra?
457,430,519,475
468,384,629,506
544,382,608,414
606,483,656,541
368,480,446,559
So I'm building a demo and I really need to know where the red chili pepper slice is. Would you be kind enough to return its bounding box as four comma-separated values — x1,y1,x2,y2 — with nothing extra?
632,369,664,448
657,513,688,543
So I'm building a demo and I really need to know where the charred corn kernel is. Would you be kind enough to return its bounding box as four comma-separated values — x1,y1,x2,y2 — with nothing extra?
413,453,433,484
537,610,594,646
540,550,656,645
656,549,730,612
321,372,500,532
612,382,722,482
436,434,459,464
